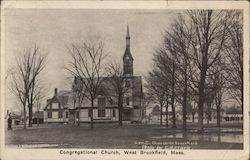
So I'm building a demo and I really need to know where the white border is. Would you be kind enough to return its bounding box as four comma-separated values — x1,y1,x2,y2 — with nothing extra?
1,1,249,160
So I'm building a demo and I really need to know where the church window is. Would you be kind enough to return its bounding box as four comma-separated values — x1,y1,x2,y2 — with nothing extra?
98,109,106,117
98,97,106,117
113,109,116,117
126,97,130,105
88,109,91,117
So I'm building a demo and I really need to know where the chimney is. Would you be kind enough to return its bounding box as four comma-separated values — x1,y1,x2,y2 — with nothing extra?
54,88,58,96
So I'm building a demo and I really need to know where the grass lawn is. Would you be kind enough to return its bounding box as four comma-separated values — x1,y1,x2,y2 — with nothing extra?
5,123,243,149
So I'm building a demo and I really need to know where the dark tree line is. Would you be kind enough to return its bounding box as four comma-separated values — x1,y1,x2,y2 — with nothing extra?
146,10,243,132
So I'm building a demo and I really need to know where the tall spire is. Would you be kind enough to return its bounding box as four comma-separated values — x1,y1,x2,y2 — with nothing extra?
126,24,130,48
126,24,130,38
123,25,133,76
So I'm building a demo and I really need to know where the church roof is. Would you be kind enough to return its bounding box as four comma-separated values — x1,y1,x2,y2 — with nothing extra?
44,75,143,110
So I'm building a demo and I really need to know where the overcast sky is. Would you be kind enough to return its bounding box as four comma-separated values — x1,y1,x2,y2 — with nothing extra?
5,9,181,112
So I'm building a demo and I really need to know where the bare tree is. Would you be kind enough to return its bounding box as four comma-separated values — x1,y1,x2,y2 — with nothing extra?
66,40,107,129
165,97,170,128
163,15,193,130
105,60,129,126
142,92,154,125
151,40,180,128
224,11,243,112
150,10,240,132
72,78,86,126
208,57,230,127
203,83,215,124
153,40,178,128
10,45,47,129
212,72,227,127
187,10,230,132
146,68,169,126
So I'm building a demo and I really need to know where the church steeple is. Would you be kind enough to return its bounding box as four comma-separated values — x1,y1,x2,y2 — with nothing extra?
123,25,133,76
126,24,130,48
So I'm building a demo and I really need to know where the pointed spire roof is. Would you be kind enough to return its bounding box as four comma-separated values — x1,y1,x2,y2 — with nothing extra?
126,24,130,38
123,24,133,60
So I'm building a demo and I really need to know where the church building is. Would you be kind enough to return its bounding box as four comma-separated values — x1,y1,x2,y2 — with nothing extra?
44,26,144,124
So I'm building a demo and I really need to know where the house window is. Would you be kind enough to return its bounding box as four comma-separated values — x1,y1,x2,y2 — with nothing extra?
126,97,130,105
98,109,106,117
88,109,91,117
48,112,52,118
66,112,68,118
113,109,116,117
52,103,59,109
58,111,63,118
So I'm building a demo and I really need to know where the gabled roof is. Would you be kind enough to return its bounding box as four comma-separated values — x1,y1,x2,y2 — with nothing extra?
44,91,72,109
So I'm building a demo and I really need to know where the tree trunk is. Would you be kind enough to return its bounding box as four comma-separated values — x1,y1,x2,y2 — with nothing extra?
192,112,195,123
171,61,176,128
166,100,169,128
160,102,163,126
37,102,40,126
28,104,32,127
241,79,243,114
197,69,206,133
37,112,39,126
78,108,81,126
118,94,123,127
78,96,81,126
90,99,94,129
207,103,211,125
73,100,76,125
216,102,221,127
23,104,27,130
206,112,209,124
182,73,187,131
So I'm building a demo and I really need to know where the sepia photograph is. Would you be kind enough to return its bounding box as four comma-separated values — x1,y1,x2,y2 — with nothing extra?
0,1,249,160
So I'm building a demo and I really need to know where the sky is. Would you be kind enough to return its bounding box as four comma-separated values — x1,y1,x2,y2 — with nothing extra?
5,9,181,112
